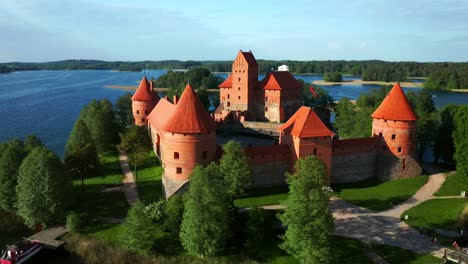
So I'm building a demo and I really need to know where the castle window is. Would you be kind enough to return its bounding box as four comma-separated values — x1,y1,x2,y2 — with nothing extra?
238,77,241,82
227,94,230,99
176,167,182,174
265,96,268,101
398,147,402,153
238,87,241,91
379,132,382,137
227,102,230,107
313,148,317,155
238,96,241,99
141,118,145,123
136,110,140,114
145,110,148,114
174,152,179,159
202,151,208,159
402,158,406,170
265,107,268,112
392,134,396,140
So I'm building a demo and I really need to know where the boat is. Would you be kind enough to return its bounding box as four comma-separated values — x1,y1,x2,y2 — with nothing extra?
0,239,43,264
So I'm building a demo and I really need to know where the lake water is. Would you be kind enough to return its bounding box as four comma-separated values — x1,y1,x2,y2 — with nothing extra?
1,70,467,158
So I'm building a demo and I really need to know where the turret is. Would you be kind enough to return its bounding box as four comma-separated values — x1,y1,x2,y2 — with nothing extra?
371,83,421,180
147,83,217,197
131,76,159,126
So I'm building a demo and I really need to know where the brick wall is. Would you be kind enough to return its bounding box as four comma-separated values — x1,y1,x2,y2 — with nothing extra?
331,150,377,183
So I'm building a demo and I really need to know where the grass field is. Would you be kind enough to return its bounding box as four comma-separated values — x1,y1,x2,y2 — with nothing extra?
133,151,164,205
435,172,465,197
402,198,467,231
234,187,289,208
333,176,428,211
371,243,440,264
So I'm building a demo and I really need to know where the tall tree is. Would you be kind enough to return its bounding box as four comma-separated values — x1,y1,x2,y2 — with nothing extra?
433,104,460,163
180,163,231,258
121,202,159,256
0,140,26,211
454,106,468,188
115,92,134,131
220,141,252,198
119,126,151,177
334,98,357,138
80,99,117,153
23,135,43,152
279,155,334,264
64,119,100,187
16,146,72,228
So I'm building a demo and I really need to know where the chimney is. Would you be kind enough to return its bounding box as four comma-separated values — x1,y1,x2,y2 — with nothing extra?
173,95,179,105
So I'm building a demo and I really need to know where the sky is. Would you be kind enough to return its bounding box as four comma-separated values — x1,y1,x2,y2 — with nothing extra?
1,0,468,62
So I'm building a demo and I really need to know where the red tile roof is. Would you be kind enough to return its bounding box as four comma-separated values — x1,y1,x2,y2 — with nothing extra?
239,50,258,66
259,71,302,90
218,74,232,88
163,83,217,134
371,83,417,121
131,76,160,102
279,106,334,138
147,98,176,131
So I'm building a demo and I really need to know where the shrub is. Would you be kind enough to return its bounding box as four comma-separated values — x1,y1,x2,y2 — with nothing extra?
66,211,81,233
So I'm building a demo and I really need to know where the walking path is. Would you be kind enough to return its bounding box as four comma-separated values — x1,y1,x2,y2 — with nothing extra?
261,172,464,258
118,150,139,206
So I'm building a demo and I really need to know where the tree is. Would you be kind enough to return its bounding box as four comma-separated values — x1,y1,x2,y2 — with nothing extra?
300,81,334,126
80,100,117,153
244,208,267,257
323,72,343,82
165,194,184,235
433,104,460,163
16,146,71,228
279,155,334,264
180,163,231,258
0,140,26,211
64,119,99,187
454,106,468,188
121,202,159,255
115,92,134,131
119,126,151,177
23,135,43,152
334,98,357,138
220,141,252,198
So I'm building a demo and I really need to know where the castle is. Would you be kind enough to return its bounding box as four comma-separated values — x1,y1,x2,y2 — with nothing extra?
131,50,422,197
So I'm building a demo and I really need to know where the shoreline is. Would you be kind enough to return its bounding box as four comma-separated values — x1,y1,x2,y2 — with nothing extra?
312,80,424,88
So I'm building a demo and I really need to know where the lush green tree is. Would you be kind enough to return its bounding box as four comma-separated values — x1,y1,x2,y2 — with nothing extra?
119,126,151,177
220,141,252,198
300,80,334,126
279,155,334,264
323,72,343,82
121,202,159,255
244,208,267,257
165,194,184,235
0,140,27,211
180,163,231,258
334,98,357,138
453,106,468,188
23,135,43,152
115,92,134,131
433,105,460,163
80,100,118,152
64,119,100,187
16,146,72,228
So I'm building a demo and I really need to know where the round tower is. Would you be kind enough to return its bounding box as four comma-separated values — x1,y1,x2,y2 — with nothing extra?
160,84,217,196
371,83,421,180
131,76,159,126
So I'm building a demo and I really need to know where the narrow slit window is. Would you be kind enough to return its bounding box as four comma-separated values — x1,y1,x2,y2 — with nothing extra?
174,152,179,159
136,110,140,114
392,134,396,140
398,147,402,153
313,148,317,155
202,151,208,159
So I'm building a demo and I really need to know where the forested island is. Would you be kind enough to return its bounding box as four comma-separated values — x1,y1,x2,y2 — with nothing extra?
1,59,468,90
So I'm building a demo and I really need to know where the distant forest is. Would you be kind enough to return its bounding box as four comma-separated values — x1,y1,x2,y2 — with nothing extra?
1,59,467,90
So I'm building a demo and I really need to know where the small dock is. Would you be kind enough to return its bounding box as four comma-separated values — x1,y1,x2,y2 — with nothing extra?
26,226,67,250
444,249,468,264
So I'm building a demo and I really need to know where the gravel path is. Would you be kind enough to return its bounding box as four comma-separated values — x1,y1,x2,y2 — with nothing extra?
118,150,139,206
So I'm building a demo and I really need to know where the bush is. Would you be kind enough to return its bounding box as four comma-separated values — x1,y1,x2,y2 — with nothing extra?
66,211,81,233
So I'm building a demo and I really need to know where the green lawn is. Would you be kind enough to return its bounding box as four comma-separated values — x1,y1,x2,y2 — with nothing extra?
134,151,164,205
435,172,466,197
402,198,467,230
234,187,289,208
81,223,124,244
333,176,429,211
72,149,130,223
371,243,440,264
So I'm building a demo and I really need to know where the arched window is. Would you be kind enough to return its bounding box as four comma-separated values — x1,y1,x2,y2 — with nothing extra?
174,152,179,159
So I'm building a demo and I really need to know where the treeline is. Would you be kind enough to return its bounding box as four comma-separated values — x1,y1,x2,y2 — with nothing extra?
323,72,343,82
0,65,13,73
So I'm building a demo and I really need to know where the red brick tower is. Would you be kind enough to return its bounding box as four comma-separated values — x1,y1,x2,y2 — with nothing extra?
371,83,421,180
148,83,217,197
220,50,258,115
131,76,159,126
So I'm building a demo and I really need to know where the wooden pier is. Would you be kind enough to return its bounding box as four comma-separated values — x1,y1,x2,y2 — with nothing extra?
444,249,468,264
26,226,67,250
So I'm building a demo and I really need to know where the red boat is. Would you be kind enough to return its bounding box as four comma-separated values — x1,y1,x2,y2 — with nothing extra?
0,239,43,264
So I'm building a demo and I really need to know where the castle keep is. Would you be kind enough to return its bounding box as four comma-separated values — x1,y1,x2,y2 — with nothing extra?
132,50,422,197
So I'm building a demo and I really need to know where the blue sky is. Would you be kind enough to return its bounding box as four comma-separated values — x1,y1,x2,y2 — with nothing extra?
1,0,467,62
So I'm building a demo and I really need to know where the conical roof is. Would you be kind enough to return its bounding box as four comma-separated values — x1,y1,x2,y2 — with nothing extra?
163,84,216,134
278,106,334,138
131,76,160,102
371,83,417,121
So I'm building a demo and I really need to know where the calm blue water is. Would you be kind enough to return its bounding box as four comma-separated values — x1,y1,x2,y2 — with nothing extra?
1,70,467,158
